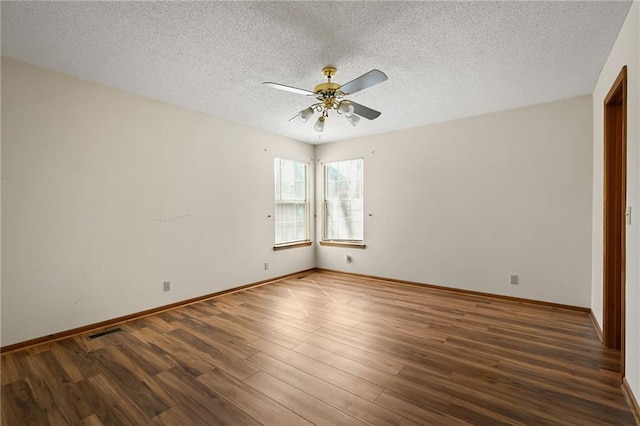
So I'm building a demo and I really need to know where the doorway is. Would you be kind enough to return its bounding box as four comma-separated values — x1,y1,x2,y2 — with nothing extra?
603,66,627,379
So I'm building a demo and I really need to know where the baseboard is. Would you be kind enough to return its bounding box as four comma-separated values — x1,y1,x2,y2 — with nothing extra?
0,269,314,354
314,268,590,313
590,309,604,342
622,378,640,425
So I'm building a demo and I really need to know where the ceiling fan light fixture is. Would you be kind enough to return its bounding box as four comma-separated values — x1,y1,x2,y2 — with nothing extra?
338,101,355,117
314,116,325,133
345,105,355,117
346,114,361,127
298,107,314,123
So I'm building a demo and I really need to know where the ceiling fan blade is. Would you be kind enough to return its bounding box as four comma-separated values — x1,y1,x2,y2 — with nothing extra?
263,82,315,96
339,69,388,95
349,101,382,120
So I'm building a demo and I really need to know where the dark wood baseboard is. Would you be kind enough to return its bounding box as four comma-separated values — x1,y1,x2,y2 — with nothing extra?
590,309,604,342
622,378,640,425
0,269,314,354
315,268,590,313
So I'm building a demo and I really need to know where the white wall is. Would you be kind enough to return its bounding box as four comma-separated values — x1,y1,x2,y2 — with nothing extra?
591,0,640,406
0,59,3,346
316,96,593,308
1,58,315,347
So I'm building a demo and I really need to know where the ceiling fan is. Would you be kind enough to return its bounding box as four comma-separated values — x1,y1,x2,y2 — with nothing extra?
263,67,388,132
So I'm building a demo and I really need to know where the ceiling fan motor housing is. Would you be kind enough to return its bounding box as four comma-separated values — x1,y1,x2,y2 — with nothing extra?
315,86,342,108
315,67,342,106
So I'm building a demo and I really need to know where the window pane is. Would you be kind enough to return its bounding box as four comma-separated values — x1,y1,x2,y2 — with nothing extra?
338,180,350,199
275,223,285,244
294,162,305,181
274,158,309,245
323,159,363,242
294,182,305,200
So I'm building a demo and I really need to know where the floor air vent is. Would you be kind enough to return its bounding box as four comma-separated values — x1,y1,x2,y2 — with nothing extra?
87,327,123,340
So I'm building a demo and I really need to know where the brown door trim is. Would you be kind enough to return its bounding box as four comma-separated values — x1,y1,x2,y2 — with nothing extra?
603,65,627,380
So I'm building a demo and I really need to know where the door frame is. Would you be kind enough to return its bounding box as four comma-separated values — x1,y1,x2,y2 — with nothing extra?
602,65,627,379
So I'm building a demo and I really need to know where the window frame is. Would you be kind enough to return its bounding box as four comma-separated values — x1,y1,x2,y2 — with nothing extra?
273,157,311,250
321,158,365,248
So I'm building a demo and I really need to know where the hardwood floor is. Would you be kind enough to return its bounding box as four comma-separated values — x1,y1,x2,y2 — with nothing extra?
1,270,636,425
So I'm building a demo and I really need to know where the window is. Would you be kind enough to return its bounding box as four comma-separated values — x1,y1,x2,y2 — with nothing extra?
323,159,364,244
274,158,309,247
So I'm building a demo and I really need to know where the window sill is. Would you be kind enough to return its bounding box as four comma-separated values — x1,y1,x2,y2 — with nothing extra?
319,241,366,249
273,241,313,251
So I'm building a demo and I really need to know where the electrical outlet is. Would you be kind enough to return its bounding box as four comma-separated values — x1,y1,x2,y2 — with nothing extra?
163,281,171,292
509,275,519,285
264,262,269,271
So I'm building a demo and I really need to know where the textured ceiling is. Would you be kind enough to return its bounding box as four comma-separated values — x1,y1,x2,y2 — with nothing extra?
1,1,633,144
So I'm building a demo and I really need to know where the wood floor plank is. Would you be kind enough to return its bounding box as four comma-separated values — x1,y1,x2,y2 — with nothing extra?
210,299,289,331
406,365,559,425
72,414,104,426
50,341,92,384
281,325,405,374
98,345,178,409
447,368,635,425
291,339,454,416
399,417,426,426
231,292,310,320
229,297,320,332
110,330,178,375
375,390,470,426
442,332,615,379
152,404,213,426
88,347,171,418
1,353,23,385
498,357,628,405
130,326,215,377
77,374,152,426
154,367,261,426
249,337,384,401
140,315,180,333
245,370,369,426
310,325,442,373
295,277,350,304
247,351,403,425
52,338,116,378
197,368,313,425
1,380,50,426
185,304,261,342
175,316,258,359
168,327,259,380
1,270,636,425
213,310,304,349
22,350,94,424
